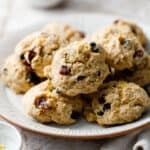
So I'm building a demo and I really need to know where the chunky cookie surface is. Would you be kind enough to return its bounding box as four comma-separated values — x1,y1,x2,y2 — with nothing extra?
22,80,83,124
42,23,85,43
115,54,150,87
50,40,110,96
113,20,147,47
92,24,145,70
125,54,150,86
15,32,61,78
1,24,85,94
1,55,37,94
15,24,84,78
84,81,150,125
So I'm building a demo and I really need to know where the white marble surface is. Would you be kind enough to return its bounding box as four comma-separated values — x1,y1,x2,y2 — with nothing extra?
0,0,150,150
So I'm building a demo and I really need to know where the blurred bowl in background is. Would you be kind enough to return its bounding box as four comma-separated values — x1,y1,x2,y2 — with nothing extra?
27,0,65,8
0,121,22,150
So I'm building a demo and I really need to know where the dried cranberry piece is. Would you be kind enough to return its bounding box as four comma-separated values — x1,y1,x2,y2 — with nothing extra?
133,50,144,58
71,111,80,120
59,65,70,75
26,65,33,72
103,103,111,111
35,96,48,109
113,19,119,24
78,31,85,38
28,51,36,62
98,95,106,104
26,71,41,84
97,111,104,116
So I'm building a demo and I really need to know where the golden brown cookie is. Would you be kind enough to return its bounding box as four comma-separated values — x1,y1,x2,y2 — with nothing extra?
1,55,39,94
84,81,150,125
92,24,145,70
113,19,147,47
50,40,110,96
22,80,83,124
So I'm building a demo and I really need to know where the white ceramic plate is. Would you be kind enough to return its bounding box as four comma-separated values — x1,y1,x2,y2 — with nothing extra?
0,121,22,150
0,14,150,139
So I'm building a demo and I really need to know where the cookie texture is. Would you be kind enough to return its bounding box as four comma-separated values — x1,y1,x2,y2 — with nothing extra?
113,20,147,47
1,55,36,94
42,23,85,43
82,95,96,123
1,24,84,94
15,24,84,78
22,80,83,124
116,54,150,87
92,24,145,70
85,81,150,125
15,32,65,78
50,40,110,96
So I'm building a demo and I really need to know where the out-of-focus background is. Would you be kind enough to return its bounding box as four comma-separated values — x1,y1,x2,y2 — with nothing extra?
0,0,150,36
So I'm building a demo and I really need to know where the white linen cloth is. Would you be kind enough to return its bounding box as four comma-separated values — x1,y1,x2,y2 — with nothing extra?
101,127,150,150
21,127,150,150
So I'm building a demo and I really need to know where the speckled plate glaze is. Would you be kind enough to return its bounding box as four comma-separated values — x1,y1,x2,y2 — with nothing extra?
0,14,149,139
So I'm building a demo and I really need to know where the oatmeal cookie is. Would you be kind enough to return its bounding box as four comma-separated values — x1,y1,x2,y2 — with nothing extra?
85,81,150,125
22,80,83,124
15,24,84,78
42,23,85,43
113,19,147,47
116,54,150,86
0,55,40,94
92,24,145,70
50,40,110,96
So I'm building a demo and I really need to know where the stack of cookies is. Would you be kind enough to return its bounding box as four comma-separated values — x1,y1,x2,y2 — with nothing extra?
1,20,150,126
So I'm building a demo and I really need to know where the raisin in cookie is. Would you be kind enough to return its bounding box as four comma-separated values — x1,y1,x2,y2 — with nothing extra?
1,55,41,94
15,25,84,78
42,23,85,43
86,81,150,125
92,24,145,70
50,40,110,96
113,20,147,47
22,80,83,124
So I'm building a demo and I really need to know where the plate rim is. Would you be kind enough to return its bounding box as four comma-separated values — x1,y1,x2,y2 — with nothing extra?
0,115,149,139
0,13,150,139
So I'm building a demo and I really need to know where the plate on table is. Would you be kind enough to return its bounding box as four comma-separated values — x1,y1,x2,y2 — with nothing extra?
0,13,149,139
